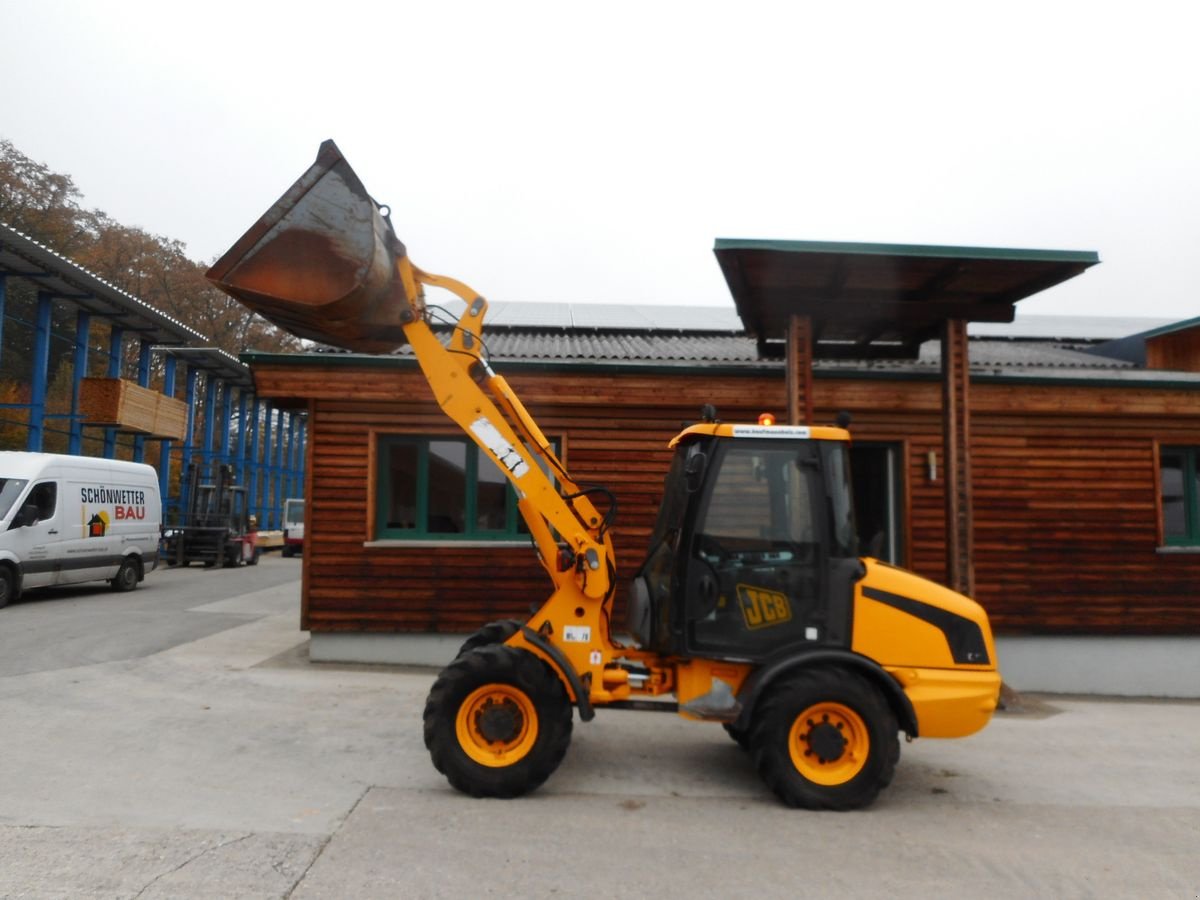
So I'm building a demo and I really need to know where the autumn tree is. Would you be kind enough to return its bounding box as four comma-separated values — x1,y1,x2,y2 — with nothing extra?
0,138,300,356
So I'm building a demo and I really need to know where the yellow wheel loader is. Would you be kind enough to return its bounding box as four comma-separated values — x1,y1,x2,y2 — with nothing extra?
208,141,1001,810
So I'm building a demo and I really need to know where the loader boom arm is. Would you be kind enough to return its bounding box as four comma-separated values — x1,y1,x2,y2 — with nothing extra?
401,263,613,600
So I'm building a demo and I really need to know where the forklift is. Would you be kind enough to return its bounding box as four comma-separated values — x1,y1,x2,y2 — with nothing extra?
163,462,259,568
207,141,1001,809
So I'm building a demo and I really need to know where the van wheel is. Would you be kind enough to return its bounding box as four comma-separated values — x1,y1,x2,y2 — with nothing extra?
0,568,14,608
111,558,140,592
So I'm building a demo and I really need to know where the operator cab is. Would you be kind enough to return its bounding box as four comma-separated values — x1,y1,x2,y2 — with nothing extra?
629,423,864,662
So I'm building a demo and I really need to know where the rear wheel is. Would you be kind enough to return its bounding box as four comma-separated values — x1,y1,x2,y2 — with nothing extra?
424,645,573,798
455,619,522,658
111,557,140,592
749,667,898,810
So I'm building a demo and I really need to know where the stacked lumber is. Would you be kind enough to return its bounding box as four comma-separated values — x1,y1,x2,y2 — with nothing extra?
79,378,187,440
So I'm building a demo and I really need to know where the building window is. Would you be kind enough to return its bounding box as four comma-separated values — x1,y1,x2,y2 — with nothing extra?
375,435,559,541
1161,446,1200,546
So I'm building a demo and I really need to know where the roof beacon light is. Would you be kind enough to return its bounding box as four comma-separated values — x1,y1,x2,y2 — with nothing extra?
758,412,776,426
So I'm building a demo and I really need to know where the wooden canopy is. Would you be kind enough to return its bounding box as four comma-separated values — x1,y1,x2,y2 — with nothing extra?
715,239,1099,360
713,238,1099,595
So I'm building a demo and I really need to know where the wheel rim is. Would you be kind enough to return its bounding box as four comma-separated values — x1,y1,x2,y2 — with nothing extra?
788,701,869,786
456,683,539,767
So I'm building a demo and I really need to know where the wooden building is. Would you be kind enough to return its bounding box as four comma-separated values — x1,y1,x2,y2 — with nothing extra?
246,307,1200,696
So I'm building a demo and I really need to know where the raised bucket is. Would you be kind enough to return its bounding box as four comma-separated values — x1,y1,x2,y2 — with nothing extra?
206,140,423,353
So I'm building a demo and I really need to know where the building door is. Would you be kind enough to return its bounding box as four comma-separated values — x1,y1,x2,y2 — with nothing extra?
850,442,905,565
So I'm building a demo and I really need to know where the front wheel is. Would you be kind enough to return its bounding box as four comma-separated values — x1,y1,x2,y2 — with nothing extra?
749,667,898,811
455,619,523,659
110,557,140,592
0,567,15,608
424,645,573,798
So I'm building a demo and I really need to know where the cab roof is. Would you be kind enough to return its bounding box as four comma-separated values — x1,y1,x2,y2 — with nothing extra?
668,423,851,449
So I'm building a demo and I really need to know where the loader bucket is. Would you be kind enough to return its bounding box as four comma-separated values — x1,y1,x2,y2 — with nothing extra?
206,140,423,353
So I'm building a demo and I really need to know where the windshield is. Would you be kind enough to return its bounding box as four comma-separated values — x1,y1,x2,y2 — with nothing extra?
0,478,30,520
284,500,305,526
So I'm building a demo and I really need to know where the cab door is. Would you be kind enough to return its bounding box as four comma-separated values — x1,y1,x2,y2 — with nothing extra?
683,441,826,660
6,480,62,588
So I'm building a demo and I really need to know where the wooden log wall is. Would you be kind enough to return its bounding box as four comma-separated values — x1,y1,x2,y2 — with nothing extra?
253,360,1200,637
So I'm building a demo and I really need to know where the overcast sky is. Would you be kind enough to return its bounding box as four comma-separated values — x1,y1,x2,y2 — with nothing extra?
5,0,1198,320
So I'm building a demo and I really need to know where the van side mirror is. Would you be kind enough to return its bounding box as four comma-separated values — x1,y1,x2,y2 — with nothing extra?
684,452,708,493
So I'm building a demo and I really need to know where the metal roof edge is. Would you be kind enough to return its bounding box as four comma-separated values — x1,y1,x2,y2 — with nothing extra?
713,237,1101,265
1119,314,1200,342
0,221,207,344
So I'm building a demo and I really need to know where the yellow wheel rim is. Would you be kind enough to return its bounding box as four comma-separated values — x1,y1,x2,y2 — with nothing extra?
788,701,869,786
456,684,539,767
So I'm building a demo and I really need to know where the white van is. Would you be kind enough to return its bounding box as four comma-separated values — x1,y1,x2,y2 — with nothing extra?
0,452,162,608
282,498,305,557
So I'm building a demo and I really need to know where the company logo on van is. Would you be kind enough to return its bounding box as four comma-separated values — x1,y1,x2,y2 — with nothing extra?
80,487,146,505
80,486,148,523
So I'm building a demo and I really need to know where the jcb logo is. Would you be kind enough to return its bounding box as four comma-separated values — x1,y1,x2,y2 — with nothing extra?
736,584,792,630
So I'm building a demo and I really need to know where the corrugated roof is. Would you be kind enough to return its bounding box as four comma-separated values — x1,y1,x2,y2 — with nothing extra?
274,302,1200,384
437,300,745,332
387,328,1139,374
438,300,1172,344
969,314,1175,341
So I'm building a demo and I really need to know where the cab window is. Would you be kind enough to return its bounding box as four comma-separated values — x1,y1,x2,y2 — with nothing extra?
28,483,57,522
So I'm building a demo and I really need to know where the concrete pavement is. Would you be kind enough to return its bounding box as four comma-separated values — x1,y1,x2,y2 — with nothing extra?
1,559,1198,898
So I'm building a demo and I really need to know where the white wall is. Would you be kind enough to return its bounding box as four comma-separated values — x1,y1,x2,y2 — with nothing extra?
996,636,1200,699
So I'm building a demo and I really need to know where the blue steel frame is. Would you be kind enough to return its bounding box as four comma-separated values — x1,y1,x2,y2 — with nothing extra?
261,403,274,529
68,310,91,455
160,354,177,512
0,240,307,529
102,327,123,458
132,340,152,463
25,292,54,452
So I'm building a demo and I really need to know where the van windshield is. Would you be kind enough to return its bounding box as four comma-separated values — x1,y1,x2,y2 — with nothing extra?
0,478,29,520
285,500,304,526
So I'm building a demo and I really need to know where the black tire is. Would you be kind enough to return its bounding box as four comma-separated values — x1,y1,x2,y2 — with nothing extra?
247,548,260,566
282,545,295,558
455,619,523,658
0,567,15,608
423,645,573,798
722,722,751,751
111,557,140,592
748,667,898,811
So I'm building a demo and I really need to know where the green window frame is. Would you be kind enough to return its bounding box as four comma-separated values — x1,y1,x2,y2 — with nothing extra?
375,434,559,541
1160,446,1200,547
